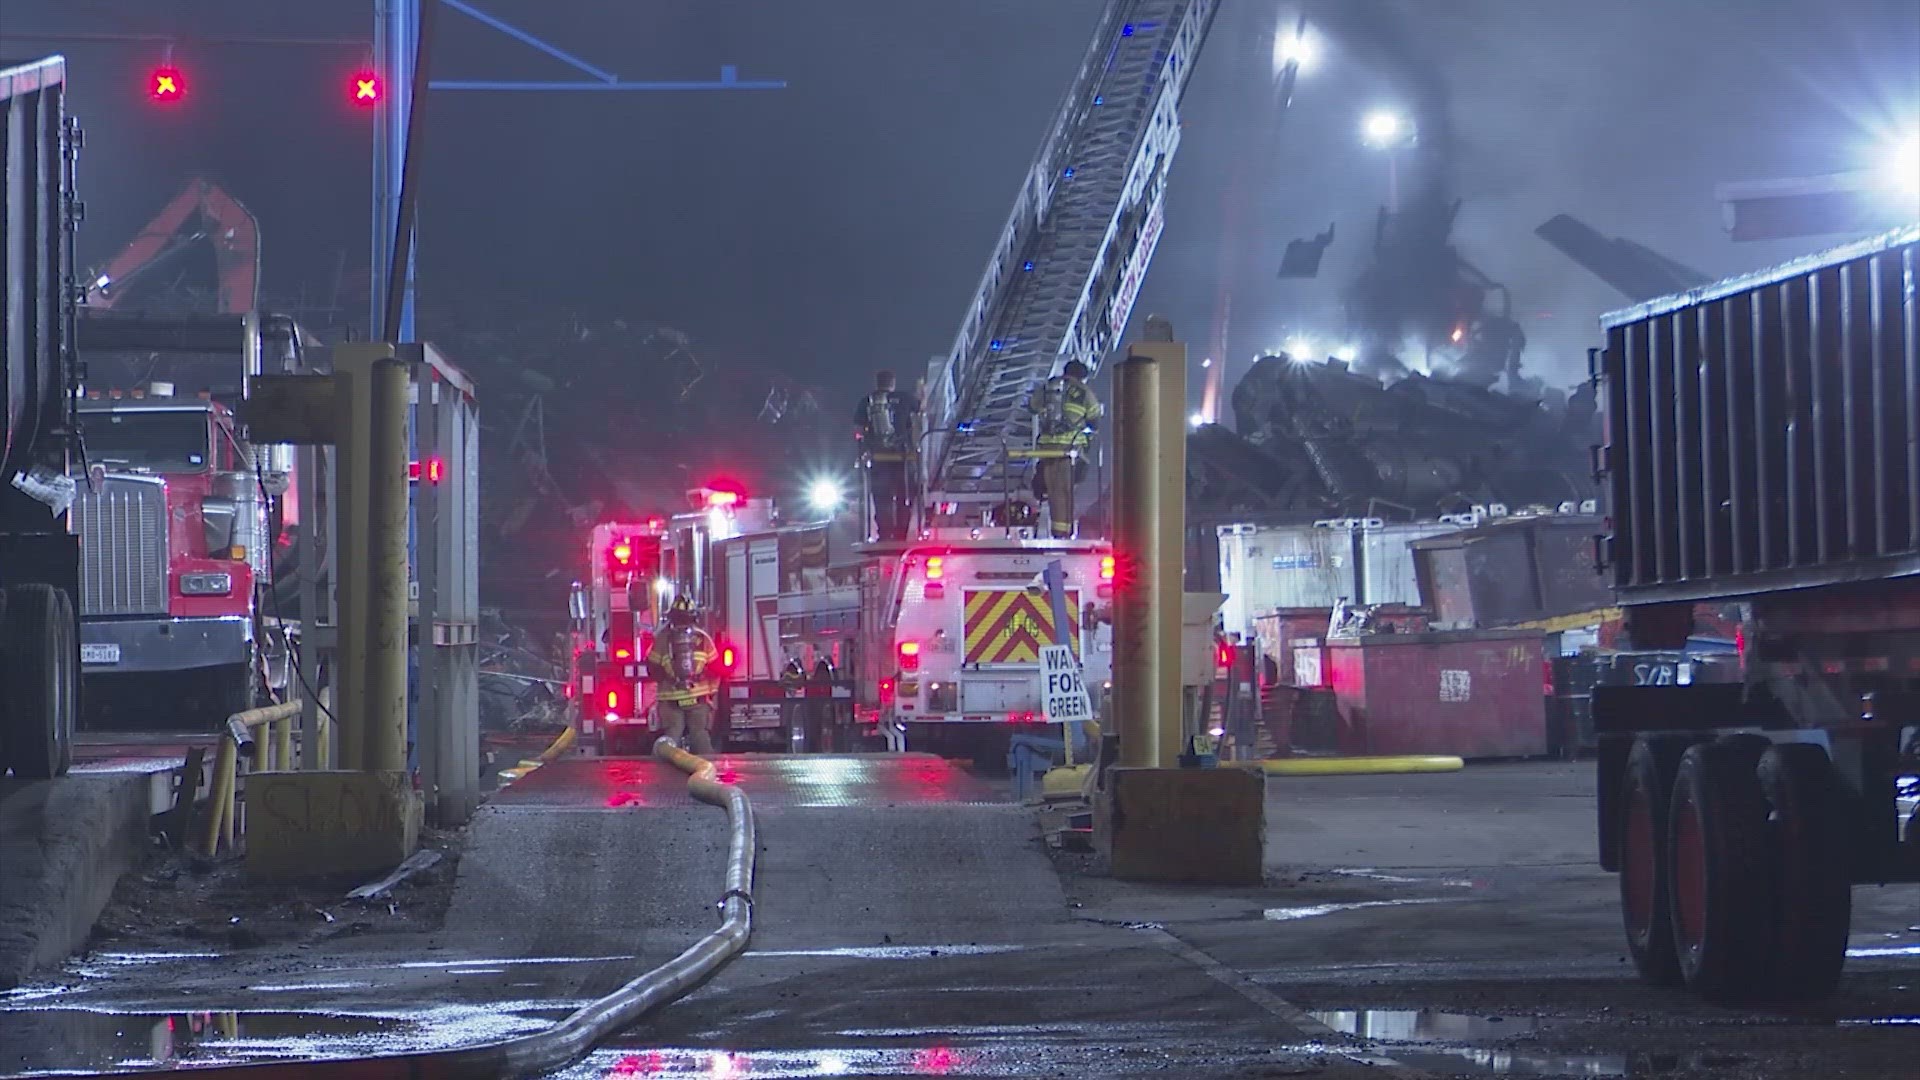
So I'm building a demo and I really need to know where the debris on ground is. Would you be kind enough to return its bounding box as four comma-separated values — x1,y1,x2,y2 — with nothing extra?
87,825,468,956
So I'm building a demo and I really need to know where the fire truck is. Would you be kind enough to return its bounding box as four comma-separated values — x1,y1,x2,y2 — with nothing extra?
70,312,308,724
568,518,669,755
855,532,1112,762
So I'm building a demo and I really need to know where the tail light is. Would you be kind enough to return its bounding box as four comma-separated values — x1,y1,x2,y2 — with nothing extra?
898,640,921,672
606,689,621,712
926,557,945,580
879,678,895,704
1215,640,1235,671
1100,555,1115,580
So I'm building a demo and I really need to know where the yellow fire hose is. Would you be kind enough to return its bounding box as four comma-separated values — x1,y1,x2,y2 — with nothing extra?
142,739,756,1078
1227,755,1465,776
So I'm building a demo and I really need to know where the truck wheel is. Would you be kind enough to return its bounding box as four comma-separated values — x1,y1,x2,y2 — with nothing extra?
2,585,77,780
1667,738,1775,1004
1620,738,1683,986
1758,743,1852,1003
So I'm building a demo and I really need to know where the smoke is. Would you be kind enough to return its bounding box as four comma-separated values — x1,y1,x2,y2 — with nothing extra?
1309,0,1531,392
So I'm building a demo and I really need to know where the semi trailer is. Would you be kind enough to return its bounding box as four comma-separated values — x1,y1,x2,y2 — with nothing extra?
1592,224,1920,1005
0,55,82,779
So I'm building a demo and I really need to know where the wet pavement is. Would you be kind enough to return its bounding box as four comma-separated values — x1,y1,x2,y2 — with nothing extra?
5,757,1920,1077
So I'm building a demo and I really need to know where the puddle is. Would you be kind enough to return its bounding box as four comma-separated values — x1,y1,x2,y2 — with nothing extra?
1329,868,1477,888
0,1004,552,1073
1308,1010,1736,1077
1264,897,1459,921
557,1047,990,1078
1311,1009,1540,1042
746,945,1029,960
0,1008,408,1073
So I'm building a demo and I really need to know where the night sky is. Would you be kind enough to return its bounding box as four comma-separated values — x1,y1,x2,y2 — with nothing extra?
7,0,1917,401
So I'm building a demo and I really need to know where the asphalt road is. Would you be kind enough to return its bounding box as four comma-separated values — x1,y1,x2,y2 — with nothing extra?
4,755,1918,1078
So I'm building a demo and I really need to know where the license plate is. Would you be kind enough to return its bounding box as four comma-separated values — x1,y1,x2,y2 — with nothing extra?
81,643,121,665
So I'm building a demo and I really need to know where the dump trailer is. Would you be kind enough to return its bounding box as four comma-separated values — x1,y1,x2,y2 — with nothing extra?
0,56,82,778
1592,225,1920,1006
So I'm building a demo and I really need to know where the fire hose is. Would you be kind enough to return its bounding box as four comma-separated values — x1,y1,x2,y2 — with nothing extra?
124,739,756,1079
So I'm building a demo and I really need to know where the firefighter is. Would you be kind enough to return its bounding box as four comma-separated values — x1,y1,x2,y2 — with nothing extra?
1028,359,1103,539
646,596,718,755
855,370,914,542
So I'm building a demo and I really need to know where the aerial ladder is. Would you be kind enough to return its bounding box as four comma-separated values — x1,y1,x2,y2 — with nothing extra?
916,0,1218,530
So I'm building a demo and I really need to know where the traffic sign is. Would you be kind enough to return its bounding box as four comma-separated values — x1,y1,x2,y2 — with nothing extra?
1038,644,1093,724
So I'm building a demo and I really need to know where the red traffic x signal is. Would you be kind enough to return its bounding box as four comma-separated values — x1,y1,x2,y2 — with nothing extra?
148,65,186,104
351,70,383,107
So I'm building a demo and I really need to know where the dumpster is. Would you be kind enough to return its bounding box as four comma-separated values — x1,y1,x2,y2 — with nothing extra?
1325,629,1547,758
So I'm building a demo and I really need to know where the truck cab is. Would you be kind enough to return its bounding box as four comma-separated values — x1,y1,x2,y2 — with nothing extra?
72,392,275,718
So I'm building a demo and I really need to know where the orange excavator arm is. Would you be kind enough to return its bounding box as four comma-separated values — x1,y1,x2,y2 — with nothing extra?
89,177,261,313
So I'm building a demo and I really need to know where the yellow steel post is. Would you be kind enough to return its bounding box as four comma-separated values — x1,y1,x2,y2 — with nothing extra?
1148,324,1188,768
274,712,292,771
333,350,372,771
365,356,412,774
203,738,235,856
1111,316,1187,768
1111,349,1162,768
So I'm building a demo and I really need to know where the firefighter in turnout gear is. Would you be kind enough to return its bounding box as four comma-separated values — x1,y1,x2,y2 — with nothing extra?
1027,359,1103,539
856,369,915,542
647,596,718,755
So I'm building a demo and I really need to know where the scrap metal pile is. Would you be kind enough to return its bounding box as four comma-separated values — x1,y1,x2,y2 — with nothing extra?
424,314,846,633
1188,355,1598,523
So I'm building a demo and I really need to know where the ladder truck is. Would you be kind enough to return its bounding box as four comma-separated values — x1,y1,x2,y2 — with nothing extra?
858,1,1217,761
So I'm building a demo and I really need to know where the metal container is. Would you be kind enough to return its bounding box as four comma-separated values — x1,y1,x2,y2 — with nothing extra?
1412,515,1612,629
1218,519,1463,636
1598,226,1920,603
1325,629,1548,758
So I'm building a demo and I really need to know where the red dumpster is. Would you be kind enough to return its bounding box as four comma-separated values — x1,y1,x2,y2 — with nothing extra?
1325,629,1547,758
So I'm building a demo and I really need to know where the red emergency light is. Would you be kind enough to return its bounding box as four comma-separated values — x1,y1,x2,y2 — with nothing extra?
706,489,741,508
408,457,444,484
1215,640,1236,671
611,540,633,565
351,70,383,107
1100,555,1116,580
719,645,737,672
925,557,944,580
898,640,921,672
148,65,186,104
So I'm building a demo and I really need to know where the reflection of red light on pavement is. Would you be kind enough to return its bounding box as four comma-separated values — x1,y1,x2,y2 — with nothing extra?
607,1051,662,1075
606,791,645,809
912,1046,962,1074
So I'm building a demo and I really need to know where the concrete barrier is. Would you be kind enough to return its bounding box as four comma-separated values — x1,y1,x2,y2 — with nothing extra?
244,770,421,884
0,770,158,988
1097,766,1265,887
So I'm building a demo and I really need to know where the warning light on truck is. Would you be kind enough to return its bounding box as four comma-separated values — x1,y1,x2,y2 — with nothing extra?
898,640,921,672
148,65,186,104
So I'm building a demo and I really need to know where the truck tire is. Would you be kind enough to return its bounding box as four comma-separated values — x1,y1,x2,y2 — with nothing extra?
1667,737,1775,1004
1620,738,1683,986
1757,743,1852,1003
2,585,77,780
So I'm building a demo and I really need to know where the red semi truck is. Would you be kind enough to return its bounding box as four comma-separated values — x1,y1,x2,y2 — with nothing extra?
71,312,308,723
1593,225,1920,1005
